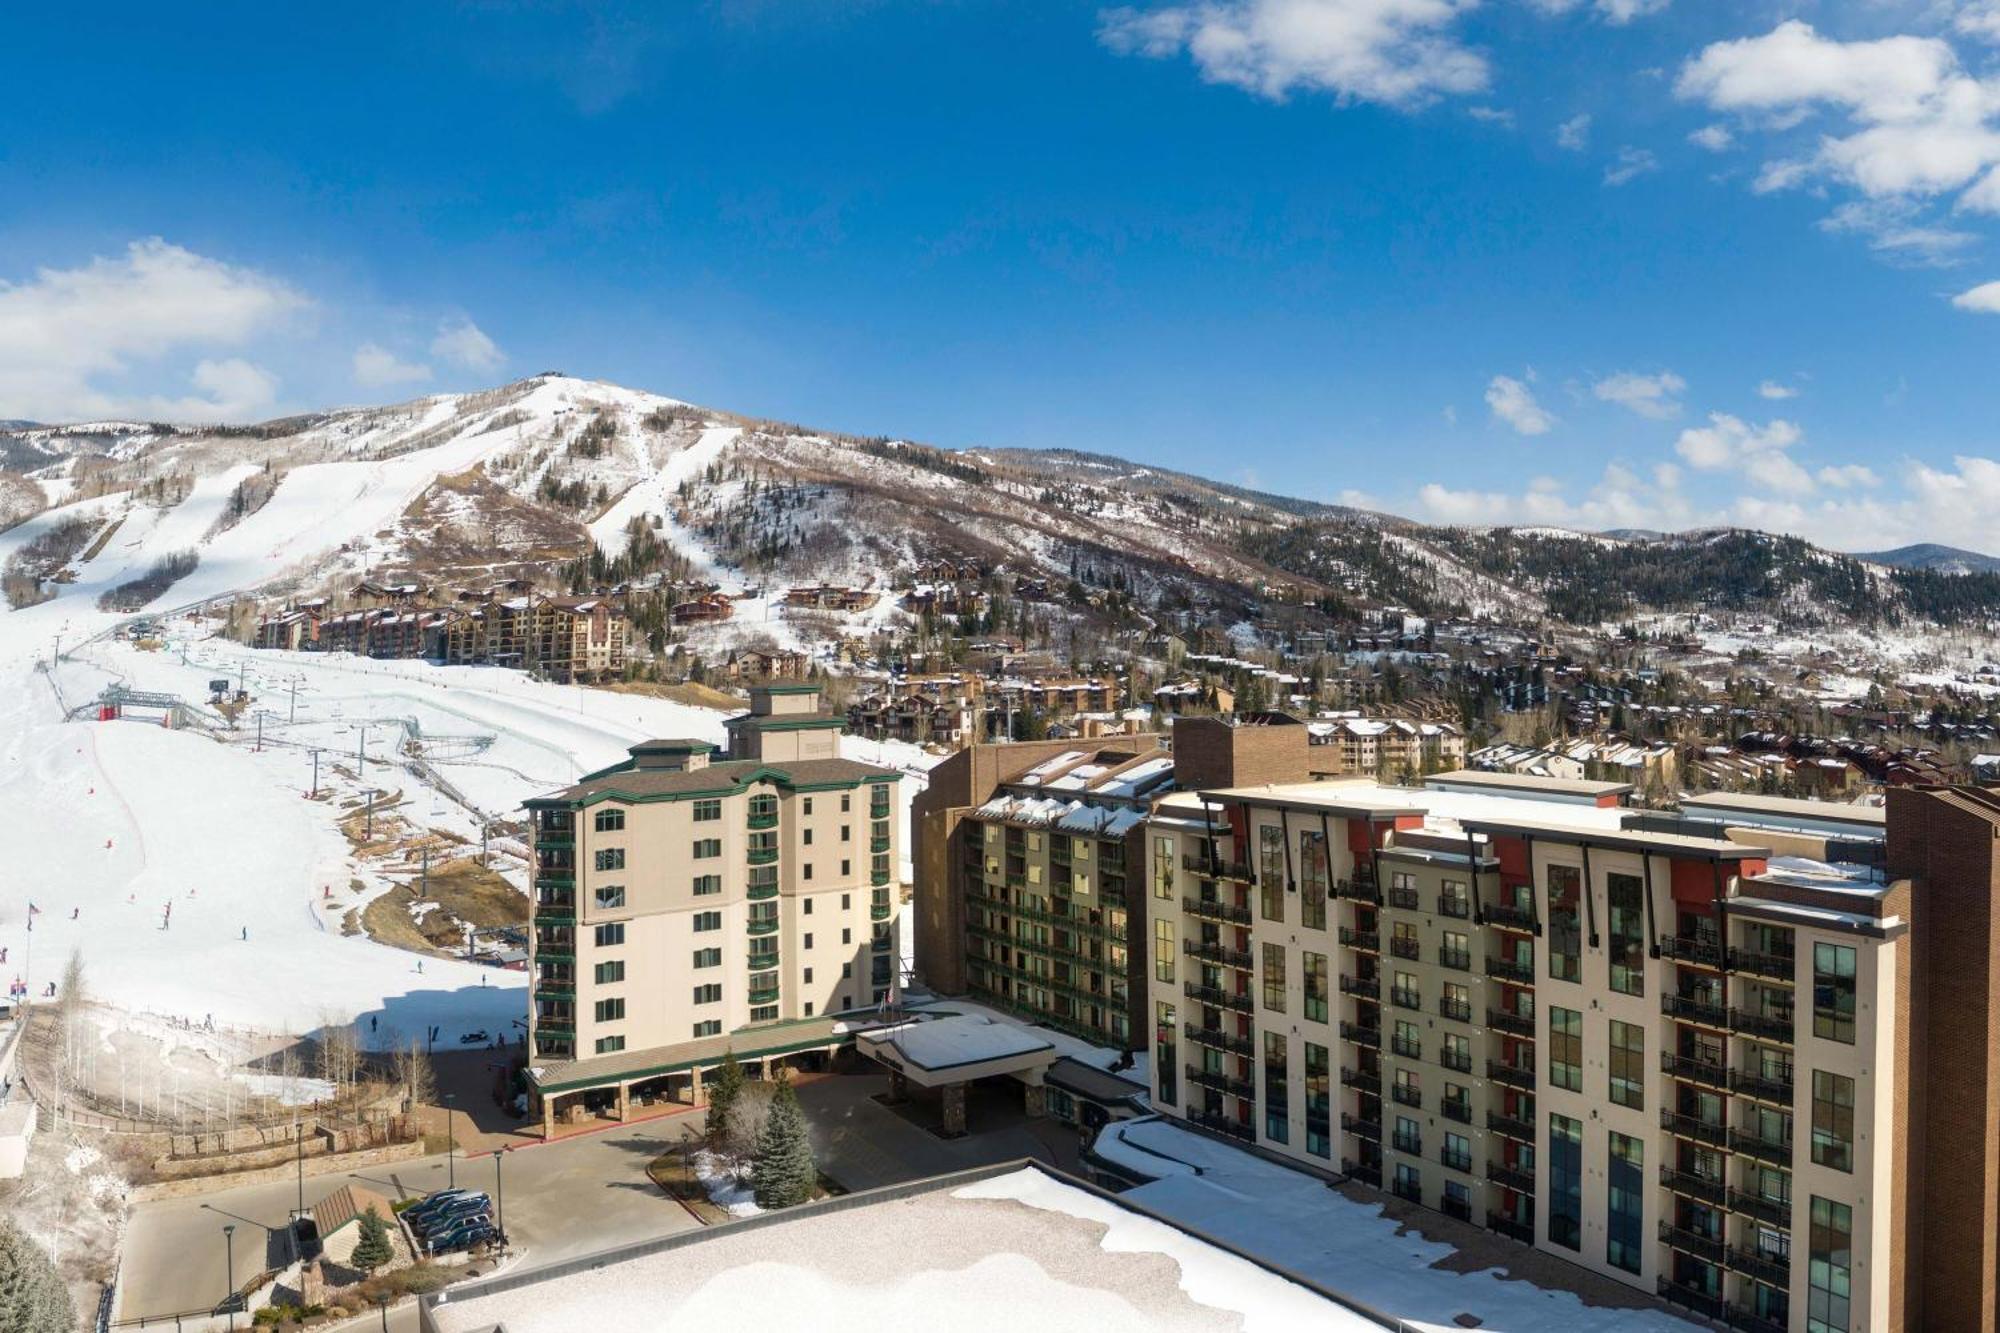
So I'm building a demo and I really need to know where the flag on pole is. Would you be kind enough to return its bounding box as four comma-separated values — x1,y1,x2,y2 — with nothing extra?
25,901,39,931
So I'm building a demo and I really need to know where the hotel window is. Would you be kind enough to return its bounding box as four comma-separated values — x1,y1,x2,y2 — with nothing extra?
1439,930,1470,971
1393,1116,1421,1156
1440,1031,1471,1074
693,911,721,932
594,848,625,872
1442,1131,1471,1173
594,923,624,947
1393,1020,1422,1061
594,1036,625,1054
1300,831,1328,930
1609,1019,1645,1110
1153,837,1175,899
1155,1001,1178,1107
1392,971,1420,1011
693,1020,722,1038
1154,919,1175,983
1813,944,1857,1044
692,948,721,968
692,984,721,1005
750,1005,779,1022
1548,1113,1583,1251
1808,1197,1852,1333
803,828,814,846
1264,1032,1290,1144
1262,943,1287,1013
1546,865,1581,983
1305,1041,1331,1159
1392,1161,1421,1198
593,885,625,910
694,799,722,822
594,998,625,1022
1607,872,1645,996
1549,1006,1583,1092
592,808,625,832
1438,878,1470,919
1811,1070,1854,1173
1303,951,1329,1023
1393,1067,1421,1110
1607,1132,1644,1274
693,874,721,896
593,960,624,984
1260,825,1286,922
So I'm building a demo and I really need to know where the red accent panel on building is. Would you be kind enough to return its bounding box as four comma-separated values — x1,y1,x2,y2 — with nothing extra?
1494,835,1532,884
1670,858,1719,912
1347,818,1375,858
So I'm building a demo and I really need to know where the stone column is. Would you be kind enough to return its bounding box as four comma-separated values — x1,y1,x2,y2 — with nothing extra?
616,1082,629,1122
942,1082,967,1136
888,1069,909,1103
1022,1081,1047,1119
540,1093,555,1141
690,1066,706,1107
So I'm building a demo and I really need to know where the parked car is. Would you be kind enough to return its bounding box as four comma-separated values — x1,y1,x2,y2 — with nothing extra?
410,1203,491,1237
403,1188,484,1224
425,1220,502,1254
408,1194,490,1233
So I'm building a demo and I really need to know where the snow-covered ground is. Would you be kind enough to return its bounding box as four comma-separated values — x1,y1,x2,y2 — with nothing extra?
1090,1118,1701,1332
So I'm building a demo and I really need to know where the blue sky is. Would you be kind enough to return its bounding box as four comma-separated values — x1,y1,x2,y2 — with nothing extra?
5,1,2000,551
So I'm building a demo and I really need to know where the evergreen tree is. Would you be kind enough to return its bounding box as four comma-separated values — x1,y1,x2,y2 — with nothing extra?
750,1078,816,1210
0,1220,76,1333
349,1205,394,1272
704,1052,746,1146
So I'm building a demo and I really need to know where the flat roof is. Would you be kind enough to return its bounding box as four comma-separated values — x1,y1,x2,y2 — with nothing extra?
528,1015,854,1093
1679,791,1886,828
426,1162,1383,1333
854,1014,1056,1076
531,755,898,807
1425,768,1634,799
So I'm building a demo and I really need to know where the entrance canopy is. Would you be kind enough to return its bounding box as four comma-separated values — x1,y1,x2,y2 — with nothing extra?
855,1014,1056,1088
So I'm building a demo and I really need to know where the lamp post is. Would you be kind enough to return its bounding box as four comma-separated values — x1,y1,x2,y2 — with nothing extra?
222,1224,237,1330
295,1122,306,1221
445,1093,457,1189
492,1147,506,1253
377,1293,390,1331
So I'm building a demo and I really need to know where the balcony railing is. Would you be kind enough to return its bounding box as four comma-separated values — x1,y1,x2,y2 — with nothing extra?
1337,875,1383,906
871,901,894,921
1184,938,1254,970
1658,1220,1725,1265
748,986,781,1005
1387,886,1420,910
1341,1113,1383,1142
1390,1132,1423,1156
1343,975,1384,1000
1391,1084,1422,1110
1486,1110,1534,1141
747,917,779,936
1184,982,1254,1014
1342,1158,1383,1187
1441,1099,1472,1125
1660,1166,1727,1208
1727,1188,1791,1229
1662,993,1730,1028
1338,927,1381,952
1440,1048,1473,1075
1390,1177,1422,1203
1485,956,1535,984
1729,1127,1793,1167
1724,1307,1788,1333
1187,1110,1255,1142
1727,1246,1792,1288
1185,1065,1255,1100
872,868,894,887
1486,1060,1535,1091
1389,987,1420,1011
1186,1025,1256,1057
1439,998,1472,1023
747,812,778,830
747,847,779,865
1729,946,1796,982
1486,1159,1535,1193
1659,935,1725,968
1657,1278,1728,1322
747,881,779,901
1340,1022,1382,1049
1183,895,1252,926
1661,1052,1729,1091
1389,936,1421,960
1486,1007,1535,1038
1441,1195,1471,1222
1438,948,1472,972
1660,1109,1728,1147
1391,1035,1422,1060
1730,1008,1796,1044
1483,901,1536,931
1729,1067,1795,1104
1181,852,1254,881
871,835,892,854
1436,896,1471,920
1341,1066,1382,1096
1488,1212,1535,1244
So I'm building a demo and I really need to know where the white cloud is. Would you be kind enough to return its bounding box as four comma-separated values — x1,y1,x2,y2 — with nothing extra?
1757,379,1798,400
1958,2,2000,42
0,237,307,422
1467,105,1514,126
1952,278,2000,311
1820,199,1979,266
1096,0,1489,108
1603,145,1659,186
1675,412,1802,471
1524,0,1666,25
1556,113,1592,151
353,342,432,388
1485,373,1557,435
1676,21,2000,236
431,318,505,374
1817,463,1880,489
1592,369,1686,419
1688,123,1734,152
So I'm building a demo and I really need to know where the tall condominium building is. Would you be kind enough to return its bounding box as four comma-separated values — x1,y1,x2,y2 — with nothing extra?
523,685,900,1135
1141,770,1996,1333
911,714,1312,1049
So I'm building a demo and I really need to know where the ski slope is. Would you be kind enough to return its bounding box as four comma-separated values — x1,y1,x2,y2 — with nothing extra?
588,423,739,577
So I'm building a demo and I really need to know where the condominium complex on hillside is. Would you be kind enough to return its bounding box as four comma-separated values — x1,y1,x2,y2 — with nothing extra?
523,685,899,1134
1139,770,2000,1332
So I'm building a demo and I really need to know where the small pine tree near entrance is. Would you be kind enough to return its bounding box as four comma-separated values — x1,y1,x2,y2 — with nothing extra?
0,1219,77,1333
704,1052,746,1146
751,1077,816,1210
350,1205,394,1272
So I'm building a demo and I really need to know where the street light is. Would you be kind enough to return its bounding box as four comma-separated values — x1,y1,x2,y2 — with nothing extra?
377,1293,390,1331
492,1147,507,1254
222,1224,236,1331
445,1093,457,1189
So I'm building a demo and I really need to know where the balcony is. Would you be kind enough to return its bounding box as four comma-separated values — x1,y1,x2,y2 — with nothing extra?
533,826,574,849
1662,992,1729,1028
747,880,779,901
1730,1008,1796,1044
1729,1067,1795,1104
1486,1007,1535,1038
1658,1220,1725,1265
1488,1212,1535,1244
1389,987,1420,1011
1436,896,1471,920
747,917,780,936
871,835,892,854
1438,948,1471,973
748,950,780,971
1727,1188,1791,1229
1183,895,1252,926
872,868,893,887
1181,851,1255,881
1389,937,1421,961
1186,1025,1255,1057
1486,1159,1536,1193
1486,1060,1535,1091
1184,982,1254,1014
1387,885,1420,910
1342,1158,1383,1188
1391,1084,1422,1110
533,902,576,926
1729,946,1796,983
1185,1065,1255,1100
1184,939,1254,970
1727,1246,1791,1288
1340,1021,1383,1049
1660,1166,1727,1208
747,847,779,866
1729,1127,1793,1167
533,976,574,996
1486,1110,1534,1141
1485,956,1535,985
1483,900,1536,931
871,901,894,921
1344,974,1384,1001
871,933,893,953
1442,1098,1472,1125
1659,935,1725,969
747,812,778,830
1390,1177,1422,1204
1657,1279,1728,1322
1724,1307,1788,1333
1337,876,1383,906
1660,1109,1728,1148
1439,998,1472,1024
748,986,781,1005
1338,927,1381,952
1187,1110,1255,1142
1341,1066,1382,1096
1661,1052,1729,1091
1341,1113,1383,1142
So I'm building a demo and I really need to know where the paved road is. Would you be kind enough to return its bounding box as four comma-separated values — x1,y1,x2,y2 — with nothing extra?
117,1120,703,1323
799,1072,1079,1191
